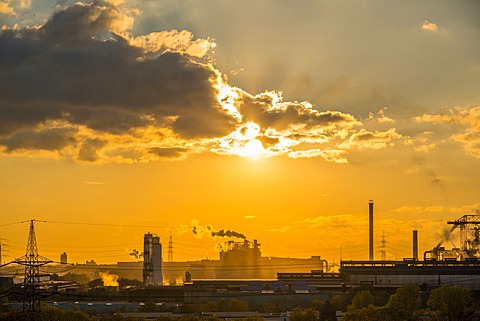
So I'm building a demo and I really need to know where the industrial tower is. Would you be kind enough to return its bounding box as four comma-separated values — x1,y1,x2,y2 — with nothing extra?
369,200,374,260
424,214,480,260
14,220,52,321
143,233,163,286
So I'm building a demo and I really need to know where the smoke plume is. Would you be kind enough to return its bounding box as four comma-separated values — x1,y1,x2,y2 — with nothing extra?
191,220,246,240
212,229,246,239
436,225,457,248
99,272,119,287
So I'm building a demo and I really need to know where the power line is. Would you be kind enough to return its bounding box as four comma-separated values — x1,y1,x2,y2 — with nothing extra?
0,218,448,231
43,220,169,229
0,221,24,227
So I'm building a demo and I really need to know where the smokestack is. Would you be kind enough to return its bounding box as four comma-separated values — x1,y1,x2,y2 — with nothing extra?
413,230,418,260
369,200,374,261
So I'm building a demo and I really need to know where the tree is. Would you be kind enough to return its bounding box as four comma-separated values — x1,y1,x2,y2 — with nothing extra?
259,302,279,313
59,272,91,285
348,290,375,310
342,305,388,321
203,301,220,312
308,299,324,310
217,298,227,312
385,284,421,321
226,299,250,312
41,304,96,321
289,307,319,321
319,301,336,321
427,285,475,321
329,294,347,312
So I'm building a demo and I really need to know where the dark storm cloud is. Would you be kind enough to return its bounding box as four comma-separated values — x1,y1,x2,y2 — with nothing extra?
77,138,106,162
0,2,234,143
0,127,77,151
240,94,356,131
0,104,64,136
0,1,410,163
149,147,188,159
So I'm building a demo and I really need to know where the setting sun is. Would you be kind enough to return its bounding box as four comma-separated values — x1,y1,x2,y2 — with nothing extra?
242,139,265,159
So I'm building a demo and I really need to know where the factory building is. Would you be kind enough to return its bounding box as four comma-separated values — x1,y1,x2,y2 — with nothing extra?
143,233,162,286
341,259,480,291
181,240,327,281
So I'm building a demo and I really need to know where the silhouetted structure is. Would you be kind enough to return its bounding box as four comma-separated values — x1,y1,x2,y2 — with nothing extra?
143,233,162,286
168,234,173,262
341,259,480,291
13,220,52,321
425,214,480,260
369,200,374,261
60,252,67,264
413,230,418,260
380,231,388,261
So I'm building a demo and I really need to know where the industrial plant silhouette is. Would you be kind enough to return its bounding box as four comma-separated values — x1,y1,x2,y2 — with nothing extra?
2,201,480,320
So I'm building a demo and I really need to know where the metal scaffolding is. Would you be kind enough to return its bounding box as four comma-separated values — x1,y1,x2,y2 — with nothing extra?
447,215,480,258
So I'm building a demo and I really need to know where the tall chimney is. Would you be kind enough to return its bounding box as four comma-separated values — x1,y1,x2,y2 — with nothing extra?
413,230,418,260
369,200,374,261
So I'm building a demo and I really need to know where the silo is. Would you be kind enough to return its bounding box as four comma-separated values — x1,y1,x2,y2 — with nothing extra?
152,235,163,285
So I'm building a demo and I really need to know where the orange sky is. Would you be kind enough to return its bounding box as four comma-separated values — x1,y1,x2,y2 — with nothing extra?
1,1,480,265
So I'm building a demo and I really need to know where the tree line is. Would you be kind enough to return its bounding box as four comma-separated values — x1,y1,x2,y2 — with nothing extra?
0,284,479,320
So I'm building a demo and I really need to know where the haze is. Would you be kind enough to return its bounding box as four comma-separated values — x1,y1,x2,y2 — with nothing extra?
0,0,479,265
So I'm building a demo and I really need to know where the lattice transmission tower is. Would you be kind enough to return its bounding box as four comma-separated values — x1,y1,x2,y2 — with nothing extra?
14,220,52,321
379,230,388,261
168,233,173,262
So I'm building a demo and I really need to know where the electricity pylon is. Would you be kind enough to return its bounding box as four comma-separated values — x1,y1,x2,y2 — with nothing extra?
14,220,52,321
168,233,173,262
379,230,388,261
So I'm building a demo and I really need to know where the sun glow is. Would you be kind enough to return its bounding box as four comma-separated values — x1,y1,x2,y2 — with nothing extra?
242,139,265,159
212,122,270,159
214,77,242,121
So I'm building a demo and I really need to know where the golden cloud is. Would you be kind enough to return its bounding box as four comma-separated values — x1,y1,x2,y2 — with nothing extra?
416,106,480,158
422,20,439,32
338,128,405,150
367,108,396,124
123,29,216,58
392,205,445,214
0,1,408,164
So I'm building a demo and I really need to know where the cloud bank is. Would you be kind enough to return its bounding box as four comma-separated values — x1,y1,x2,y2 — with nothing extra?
0,1,410,163
416,106,480,159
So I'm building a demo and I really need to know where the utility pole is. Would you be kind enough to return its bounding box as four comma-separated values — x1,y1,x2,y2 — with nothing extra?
14,220,52,321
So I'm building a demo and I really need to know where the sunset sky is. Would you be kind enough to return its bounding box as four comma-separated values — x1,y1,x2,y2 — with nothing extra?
1,0,480,266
